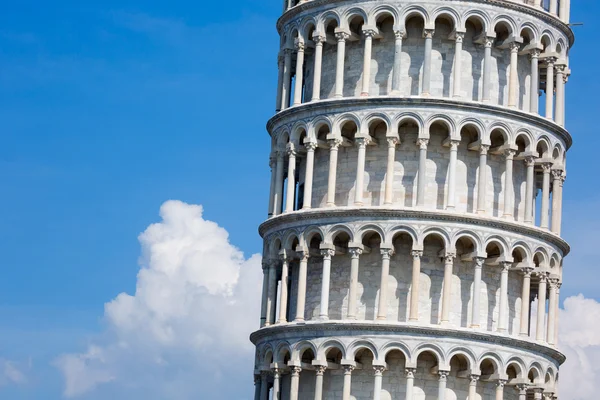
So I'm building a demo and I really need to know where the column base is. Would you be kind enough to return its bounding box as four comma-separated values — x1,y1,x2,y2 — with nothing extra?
326,203,336,207
502,214,514,220
319,316,329,321
360,92,369,97
301,206,312,211
294,318,305,323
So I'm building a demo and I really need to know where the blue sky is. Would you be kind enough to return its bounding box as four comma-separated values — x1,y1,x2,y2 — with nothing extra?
0,0,599,399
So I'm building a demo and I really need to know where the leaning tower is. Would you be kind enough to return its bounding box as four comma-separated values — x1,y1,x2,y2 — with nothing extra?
251,0,572,398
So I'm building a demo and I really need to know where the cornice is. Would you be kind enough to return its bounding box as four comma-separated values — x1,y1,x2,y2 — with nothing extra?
266,97,573,150
249,321,566,364
276,0,575,47
258,208,570,255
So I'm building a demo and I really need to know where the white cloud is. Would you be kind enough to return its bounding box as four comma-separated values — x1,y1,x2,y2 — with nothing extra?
0,359,27,387
557,295,600,400
55,200,262,399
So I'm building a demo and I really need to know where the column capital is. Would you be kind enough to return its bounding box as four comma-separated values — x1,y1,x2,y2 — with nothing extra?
480,144,490,155
496,379,507,388
328,138,343,150
355,136,371,148
469,374,480,384
320,248,335,259
271,367,282,378
342,365,355,374
373,365,386,375
455,32,465,43
335,31,350,42
305,141,318,152
296,249,310,262
537,271,549,282
504,148,517,159
439,370,450,380
315,365,327,375
411,249,424,259
294,39,305,52
499,261,512,272
516,384,530,394
312,34,326,45
509,41,521,52
473,256,486,268
394,29,406,39
449,139,460,150
541,161,553,173
381,248,394,259
349,247,364,258
362,28,378,39
483,36,495,48
423,28,435,39
530,48,541,58
290,366,302,376
524,154,537,167
416,138,429,150
405,368,416,378
387,137,399,147
444,253,456,263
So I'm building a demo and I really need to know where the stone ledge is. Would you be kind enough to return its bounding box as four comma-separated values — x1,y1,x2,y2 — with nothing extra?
259,207,570,255
266,97,572,150
249,320,566,364
276,0,574,47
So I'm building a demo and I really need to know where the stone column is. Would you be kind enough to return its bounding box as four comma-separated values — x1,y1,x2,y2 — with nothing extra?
281,48,293,111
508,42,520,108
416,139,429,207
384,138,398,206
530,49,540,114
532,388,543,400
545,58,556,120
520,267,533,336
453,32,465,98
559,0,568,22
268,155,277,218
503,149,516,219
334,32,350,98
377,248,394,320
555,64,566,126
517,385,529,400
319,248,335,320
285,145,297,213
482,37,494,103
536,273,548,341
409,250,423,321
471,257,485,328
524,156,536,224
555,282,561,346
391,30,404,95
265,261,278,326
361,29,376,96
347,247,363,320
302,142,317,210
540,162,552,229
313,366,326,400
498,262,511,333
254,374,262,400
289,366,302,400
496,380,507,400
278,252,290,324
422,29,434,96
468,375,480,400
441,253,455,325
275,53,285,112
447,140,460,210
373,366,385,400
342,365,354,400
311,35,326,102
272,368,281,400
558,175,566,234
260,371,269,400
354,137,370,206
547,279,558,345
550,0,558,14
293,41,305,106
295,250,309,322
405,368,416,399
326,139,342,207
273,151,285,216
477,145,489,215
260,262,270,327
438,371,449,400
551,169,562,234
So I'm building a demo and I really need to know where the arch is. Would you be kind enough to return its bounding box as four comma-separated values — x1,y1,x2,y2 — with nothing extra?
487,122,512,147
514,129,534,153
334,113,361,137
369,4,399,27
275,342,292,363
318,339,347,361
420,228,451,249
348,339,379,360
401,5,430,32
341,7,368,31
303,226,325,249
290,121,309,145
326,224,355,244
491,15,516,39
451,230,482,254
300,17,318,42
518,22,539,45
527,362,544,384
425,114,456,139
270,237,283,258
485,236,509,256
379,341,411,363
511,242,532,265
412,343,445,366
540,30,556,52
282,231,301,251
388,225,418,245
311,117,333,141
364,113,392,136
431,6,460,31
291,340,318,362
263,346,275,365
536,136,551,158
317,11,341,34
446,347,477,372
533,248,550,268
396,113,424,137
357,224,386,244
461,9,490,33
505,357,527,379
478,353,504,377
457,118,485,142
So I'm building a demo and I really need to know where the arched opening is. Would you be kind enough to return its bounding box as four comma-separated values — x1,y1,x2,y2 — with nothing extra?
414,350,441,399
330,230,351,320
464,16,485,101
360,231,383,320
383,349,407,398
391,231,415,321
457,124,481,214
428,120,451,210
404,14,426,96
422,232,446,324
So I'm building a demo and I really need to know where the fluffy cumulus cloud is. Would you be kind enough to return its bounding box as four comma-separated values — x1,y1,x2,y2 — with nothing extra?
556,295,600,400
55,200,262,399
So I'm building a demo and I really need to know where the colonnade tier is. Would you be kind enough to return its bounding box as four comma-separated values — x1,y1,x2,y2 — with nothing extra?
281,0,572,26
251,325,562,400
274,0,572,125
266,99,569,234
258,212,565,350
